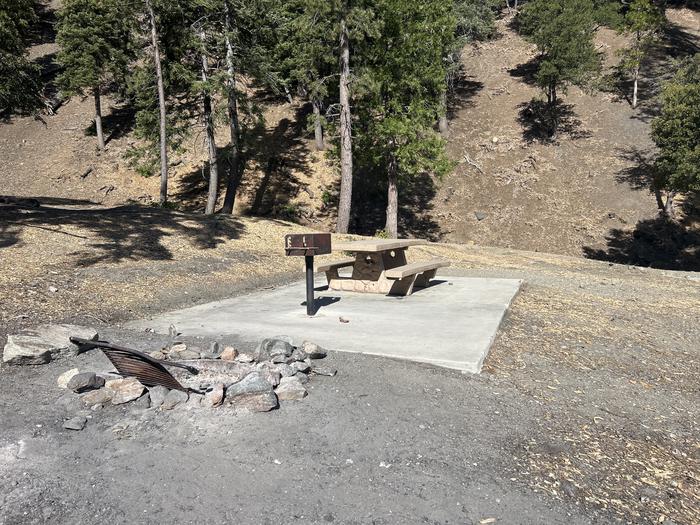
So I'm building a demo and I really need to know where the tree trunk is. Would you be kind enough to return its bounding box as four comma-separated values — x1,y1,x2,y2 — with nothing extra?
146,0,168,205
221,0,241,215
312,99,325,150
93,87,105,151
438,90,448,136
385,153,399,239
200,36,218,216
632,65,639,109
336,18,353,234
664,191,676,218
654,186,665,211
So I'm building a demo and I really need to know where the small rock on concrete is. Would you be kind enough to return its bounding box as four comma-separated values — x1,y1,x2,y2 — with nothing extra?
3,324,98,365
161,389,188,410
312,366,337,377
226,372,278,412
57,368,80,388
474,211,487,221
170,342,187,353
203,383,225,407
301,341,327,359
149,350,166,361
171,349,201,360
80,388,113,407
200,341,222,359
67,372,105,393
63,416,87,431
105,377,145,405
219,346,238,361
148,385,169,408
275,376,308,401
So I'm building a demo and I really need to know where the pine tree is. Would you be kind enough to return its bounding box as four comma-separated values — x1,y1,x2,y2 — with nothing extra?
355,0,455,238
0,0,41,115
56,0,132,150
618,0,665,109
651,54,700,218
519,0,601,135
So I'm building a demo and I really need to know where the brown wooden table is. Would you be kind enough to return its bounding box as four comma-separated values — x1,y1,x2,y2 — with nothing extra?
316,239,449,296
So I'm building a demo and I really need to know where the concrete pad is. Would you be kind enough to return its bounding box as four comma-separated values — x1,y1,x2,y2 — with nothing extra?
126,276,522,373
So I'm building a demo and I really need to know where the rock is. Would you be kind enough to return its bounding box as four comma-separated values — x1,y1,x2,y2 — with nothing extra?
219,346,238,361
294,372,309,384
226,372,278,412
170,342,187,353
254,338,294,362
132,393,151,409
171,348,201,360
149,350,166,361
491,136,499,144
199,341,222,359
301,341,327,359
80,388,113,407
3,324,98,365
275,376,308,401
474,211,487,221
203,383,225,407
312,365,337,377
161,389,188,410
48,285,58,293
105,377,145,405
63,416,87,431
67,372,105,393
57,368,80,388
275,363,295,377
234,352,254,363
256,363,281,387
291,361,311,374
148,385,169,408
289,348,308,362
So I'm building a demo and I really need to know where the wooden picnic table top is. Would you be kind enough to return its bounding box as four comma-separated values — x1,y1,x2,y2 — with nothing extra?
333,238,427,253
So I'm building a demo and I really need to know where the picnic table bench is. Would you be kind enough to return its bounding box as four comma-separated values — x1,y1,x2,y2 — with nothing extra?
316,239,449,296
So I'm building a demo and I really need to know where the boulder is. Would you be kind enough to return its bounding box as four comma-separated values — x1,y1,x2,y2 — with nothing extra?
291,361,311,374
148,385,169,408
203,383,225,407
234,352,254,363
289,348,308,362
3,324,98,365
275,363,295,378
161,389,188,410
275,376,308,401
105,377,145,405
226,372,278,412
63,416,87,431
57,368,80,389
301,341,327,359
67,372,105,393
132,393,151,409
219,346,238,361
294,372,309,384
80,388,113,407
255,363,281,387
254,338,294,362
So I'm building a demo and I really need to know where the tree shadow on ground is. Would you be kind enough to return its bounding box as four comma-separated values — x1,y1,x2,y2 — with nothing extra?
584,148,700,270
517,99,591,143
0,198,244,267
618,20,700,122
84,105,137,145
447,68,484,121
508,55,541,87
351,172,442,241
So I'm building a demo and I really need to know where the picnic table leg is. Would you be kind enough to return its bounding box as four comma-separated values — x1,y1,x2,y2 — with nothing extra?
305,255,315,316
388,275,418,296
414,269,437,289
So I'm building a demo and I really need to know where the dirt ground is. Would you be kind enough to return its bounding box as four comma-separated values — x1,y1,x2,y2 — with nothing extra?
0,208,698,523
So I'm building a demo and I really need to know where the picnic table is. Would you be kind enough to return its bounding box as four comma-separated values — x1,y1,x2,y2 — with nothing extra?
315,238,449,296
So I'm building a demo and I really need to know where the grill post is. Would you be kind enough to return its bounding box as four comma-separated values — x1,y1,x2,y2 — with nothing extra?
305,255,314,316
284,233,332,317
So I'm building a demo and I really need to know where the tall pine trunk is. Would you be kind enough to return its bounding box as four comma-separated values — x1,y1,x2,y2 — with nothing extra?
221,0,241,214
385,153,399,238
312,99,325,150
336,18,353,234
146,0,168,205
93,87,105,150
200,36,218,216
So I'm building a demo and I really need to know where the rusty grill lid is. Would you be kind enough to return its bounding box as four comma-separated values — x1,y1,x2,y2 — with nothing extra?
284,233,332,256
